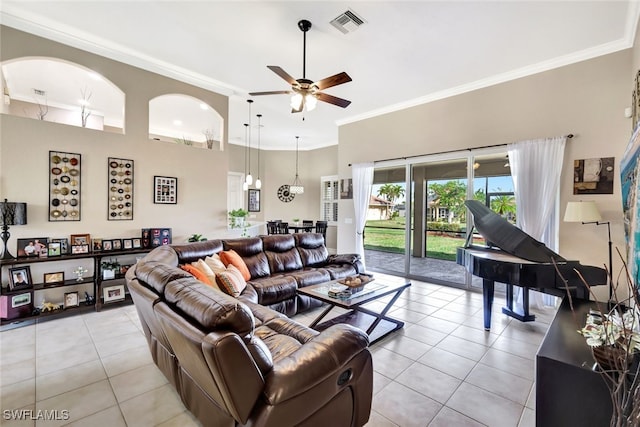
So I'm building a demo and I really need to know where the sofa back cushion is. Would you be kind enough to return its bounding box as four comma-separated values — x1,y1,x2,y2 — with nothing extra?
163,277,255,336
261,235,303,273
223,238,271,279
173,239,224,264
135,260,192,295
294,233,329,267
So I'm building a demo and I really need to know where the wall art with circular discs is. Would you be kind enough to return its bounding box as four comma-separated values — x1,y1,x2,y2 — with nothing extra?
107,157,134,220
49,151,81,221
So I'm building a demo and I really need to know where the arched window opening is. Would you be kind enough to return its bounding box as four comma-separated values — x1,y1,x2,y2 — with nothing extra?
1,57,125,133
149,94,224,150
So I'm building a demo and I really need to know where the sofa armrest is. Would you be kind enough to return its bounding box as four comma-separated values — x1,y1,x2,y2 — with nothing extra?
262,323,369,404
327,253,365,274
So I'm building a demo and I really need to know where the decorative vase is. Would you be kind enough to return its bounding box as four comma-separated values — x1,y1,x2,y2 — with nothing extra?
592,344,632,371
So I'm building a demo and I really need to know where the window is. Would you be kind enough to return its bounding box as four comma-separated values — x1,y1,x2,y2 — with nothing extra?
321,176,339,224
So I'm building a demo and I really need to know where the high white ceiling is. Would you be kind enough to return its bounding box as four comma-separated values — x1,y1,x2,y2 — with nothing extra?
1,1,638,151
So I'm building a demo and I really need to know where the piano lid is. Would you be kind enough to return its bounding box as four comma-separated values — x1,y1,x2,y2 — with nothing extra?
464,200,565,263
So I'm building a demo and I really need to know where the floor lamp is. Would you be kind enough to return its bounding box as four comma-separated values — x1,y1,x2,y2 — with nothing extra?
563,201,612,302
0,199,28,260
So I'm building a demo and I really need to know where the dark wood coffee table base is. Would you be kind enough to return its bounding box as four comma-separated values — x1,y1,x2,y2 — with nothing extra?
301,281,410,344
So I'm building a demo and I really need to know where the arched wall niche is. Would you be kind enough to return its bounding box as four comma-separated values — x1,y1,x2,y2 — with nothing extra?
1,57,125,133
148,94,224,151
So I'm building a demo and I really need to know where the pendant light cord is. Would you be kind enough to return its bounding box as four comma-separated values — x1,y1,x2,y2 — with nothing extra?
257,114,262,179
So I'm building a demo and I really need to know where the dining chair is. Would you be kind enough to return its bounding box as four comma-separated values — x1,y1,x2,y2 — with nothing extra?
315,221,327,242
278,222,289,234
266,221,279,235
303,220,314,232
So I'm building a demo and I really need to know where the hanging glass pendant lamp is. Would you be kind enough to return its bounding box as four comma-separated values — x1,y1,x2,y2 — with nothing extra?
245,99,253,186
255,114,262,189
290,136,304,194
242,123,249,191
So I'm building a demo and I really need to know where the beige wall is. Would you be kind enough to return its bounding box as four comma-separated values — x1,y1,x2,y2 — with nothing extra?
338,49,634,299
0,26,230,248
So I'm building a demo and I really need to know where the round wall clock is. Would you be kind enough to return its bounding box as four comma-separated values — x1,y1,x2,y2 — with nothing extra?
277,184,295,203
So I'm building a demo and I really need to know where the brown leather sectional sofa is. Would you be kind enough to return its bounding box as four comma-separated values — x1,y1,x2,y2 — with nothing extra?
125,233,373,426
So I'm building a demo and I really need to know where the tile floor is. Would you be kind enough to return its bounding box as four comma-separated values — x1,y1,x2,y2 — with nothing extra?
0,273,557,426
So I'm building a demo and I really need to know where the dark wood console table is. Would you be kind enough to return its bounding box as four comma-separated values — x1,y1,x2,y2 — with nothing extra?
536,298,612,427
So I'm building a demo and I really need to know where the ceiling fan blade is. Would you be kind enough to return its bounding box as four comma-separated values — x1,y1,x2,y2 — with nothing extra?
314,72,352,90
267,66,297,85
316,92,351,108
249,90,291,96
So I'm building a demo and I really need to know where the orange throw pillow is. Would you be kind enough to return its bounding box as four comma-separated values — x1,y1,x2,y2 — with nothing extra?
180,264,213,286
219,249,251,281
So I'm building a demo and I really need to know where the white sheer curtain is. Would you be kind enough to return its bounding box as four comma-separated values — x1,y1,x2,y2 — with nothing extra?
352,163,374,269
508,136,566,307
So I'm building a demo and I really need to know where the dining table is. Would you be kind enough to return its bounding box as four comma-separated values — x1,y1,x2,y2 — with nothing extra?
289,225,314,233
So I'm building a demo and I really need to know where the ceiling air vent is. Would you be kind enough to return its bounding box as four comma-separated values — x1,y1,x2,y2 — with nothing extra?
33,89,46,96
330,9,365,34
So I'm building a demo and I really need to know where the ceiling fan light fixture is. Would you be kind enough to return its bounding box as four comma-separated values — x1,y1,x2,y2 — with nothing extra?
290,93,303,110
290,184,304,194
305,93,317,111
242,181,249,191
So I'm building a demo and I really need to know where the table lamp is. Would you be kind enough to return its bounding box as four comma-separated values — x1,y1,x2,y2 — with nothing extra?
0,199,28,260
563,200,612,301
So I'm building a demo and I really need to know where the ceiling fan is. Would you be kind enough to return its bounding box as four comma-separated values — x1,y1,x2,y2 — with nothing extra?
249,19,352,113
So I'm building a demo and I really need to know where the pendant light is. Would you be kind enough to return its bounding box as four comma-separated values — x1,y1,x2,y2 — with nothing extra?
245,99,253,186
242,123,249,191
290,136,304,194
255,114,262,189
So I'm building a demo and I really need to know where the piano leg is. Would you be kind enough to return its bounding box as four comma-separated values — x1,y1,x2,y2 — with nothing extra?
482,279,494,330
501,285,536,323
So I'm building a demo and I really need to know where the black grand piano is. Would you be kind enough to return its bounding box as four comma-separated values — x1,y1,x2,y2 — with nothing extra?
456,200,607,330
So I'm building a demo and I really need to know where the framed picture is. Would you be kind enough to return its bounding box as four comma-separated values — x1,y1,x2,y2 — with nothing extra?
49,151,81,222
71,244,89,254
70,234,90,246
132,238,142,249
153,176,178,204
122,239,133,250
92,238,103,252
248,189,260,212
9,266,32,291
11,292,31,308
44,271,64,285
103,285,126,303
340,178,353,199
573,157,615,195
16,238,48,258
102,240,113,251
47,242,61,257
107,157,134,221
64,291,79,308
51,238,69,255
112,239,122,250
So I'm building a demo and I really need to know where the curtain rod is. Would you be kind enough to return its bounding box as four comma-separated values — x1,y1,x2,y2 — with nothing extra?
347,134,574,166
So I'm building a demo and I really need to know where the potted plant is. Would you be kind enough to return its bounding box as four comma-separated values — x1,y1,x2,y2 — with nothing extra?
229,209,249,229
101,258,121,280
187,234,207,242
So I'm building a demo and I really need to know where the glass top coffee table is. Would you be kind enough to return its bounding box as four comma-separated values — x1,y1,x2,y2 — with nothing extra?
297,279,411,344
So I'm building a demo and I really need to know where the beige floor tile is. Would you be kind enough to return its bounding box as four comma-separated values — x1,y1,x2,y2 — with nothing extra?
479,348,535,381
1,378,35,411
0,404,36,427
417,316,460,334
500,320,549,346
36,316,85,333
446,382,524,427
35,380,117,427
379,334,432,360
490,336,540,360
35,343,99,377
118,384,186,427
36,359,106,401
395,362,461,404
450,325,500,347
1,341,36,367
429,406,486,427
442,301,482,316
85,316,141,340
100,343,154,377
393,299,439,315
156,411,202,427
465,363,532,405
519,407,535,427
417,347,476,380
429,308,473,324
35,327,92,357
1,358,35,386
1,325,36,347
525,383,536,410
372,371,393,396
435,335,488,362
373,381,441,427
364,410,399,427
387,307,428,324
402,324,447,346
92,331,147,359
64,405,126,427
371,347,414,379
109,363,168,402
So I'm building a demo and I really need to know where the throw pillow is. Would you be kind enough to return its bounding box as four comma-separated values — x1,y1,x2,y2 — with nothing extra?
216,265,247,297
180,264,213,286
219,249,251,281
191,259,220,291
204,254,226,272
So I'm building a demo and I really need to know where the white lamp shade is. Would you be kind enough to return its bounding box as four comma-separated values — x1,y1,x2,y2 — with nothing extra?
242,181,249,191
255,178,262,189
290,93,303,110
564,201,602,222
305,94,317,111
245,174,253,185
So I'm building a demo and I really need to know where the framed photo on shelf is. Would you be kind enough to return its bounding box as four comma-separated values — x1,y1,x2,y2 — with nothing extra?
153,176,177,204
44,271,64,285
47,242,61,257
122,239,133,250
103,285,126,303
132,238,142,249
112,239,122,251
51,238,69,255
248,189,260,212
71,244,89,254
16,238,48,258
92,238,103,252
102,240,113,251
9,266,32,291
70,234,91,246
11,292,31,308
64,291,79,308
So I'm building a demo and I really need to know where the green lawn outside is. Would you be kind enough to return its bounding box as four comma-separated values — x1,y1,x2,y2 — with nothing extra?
364,222,466,261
